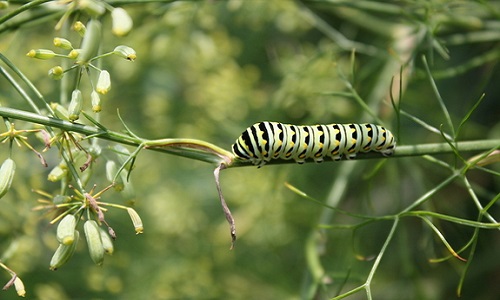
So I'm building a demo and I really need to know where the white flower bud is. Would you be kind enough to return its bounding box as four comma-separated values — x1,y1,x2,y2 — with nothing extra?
96,70,111,95
127,208,143,234
68,89,83,121
112,7,133,36
113,45,136,61
91,90,101,112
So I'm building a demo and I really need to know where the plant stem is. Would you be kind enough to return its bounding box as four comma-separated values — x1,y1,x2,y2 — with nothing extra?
1,107,499,166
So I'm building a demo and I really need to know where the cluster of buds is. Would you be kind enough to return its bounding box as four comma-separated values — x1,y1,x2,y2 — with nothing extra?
45,184,143,269
26,17,136,120
50,214,115,269
57,0,133,37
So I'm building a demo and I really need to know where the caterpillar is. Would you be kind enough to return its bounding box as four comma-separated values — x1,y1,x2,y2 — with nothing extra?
232,121,396,167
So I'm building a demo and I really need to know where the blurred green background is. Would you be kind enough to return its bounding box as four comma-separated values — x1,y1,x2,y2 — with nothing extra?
1,1,500,299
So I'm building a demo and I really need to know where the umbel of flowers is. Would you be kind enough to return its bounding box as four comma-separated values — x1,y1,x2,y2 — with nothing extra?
27,18,136,119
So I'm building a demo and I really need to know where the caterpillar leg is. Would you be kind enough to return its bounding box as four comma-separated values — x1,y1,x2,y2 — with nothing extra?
380,149,395,157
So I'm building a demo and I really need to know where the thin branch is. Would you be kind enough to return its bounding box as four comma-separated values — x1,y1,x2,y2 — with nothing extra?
1,107,499,168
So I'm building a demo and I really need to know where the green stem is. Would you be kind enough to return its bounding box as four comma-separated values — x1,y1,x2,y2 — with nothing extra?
0,107,231,165
0,107,499,166
0,0,53,25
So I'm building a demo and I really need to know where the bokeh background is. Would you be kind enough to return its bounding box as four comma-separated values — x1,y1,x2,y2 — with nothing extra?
1,1,500,299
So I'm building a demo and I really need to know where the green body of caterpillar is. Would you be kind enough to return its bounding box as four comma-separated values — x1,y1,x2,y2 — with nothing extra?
232,121,396,167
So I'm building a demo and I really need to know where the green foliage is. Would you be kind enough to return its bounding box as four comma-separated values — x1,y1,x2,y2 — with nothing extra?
0,0,500,299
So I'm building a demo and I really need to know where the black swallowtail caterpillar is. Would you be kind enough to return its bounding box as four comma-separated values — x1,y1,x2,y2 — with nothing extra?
232,121,396,167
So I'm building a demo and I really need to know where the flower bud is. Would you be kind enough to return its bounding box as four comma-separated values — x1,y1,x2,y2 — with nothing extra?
106,160,124,191
77,19,101,64
79,0,105,17
127,207,143,234
57,214,76,245
113,45,136,61
53,194,71,205
0,1,9,9
50,102,70,120
84,220,104,265
26,49,56,60
91,90,101,112
99,228,114,255
48,66,64,80
0,158,16,199
96,70,111,94
112,7,133,36
47,164,67,182
468,150,500,167
53,37,73,50
50,230,79,270
68,89,83,121
68,49,80,59
13,277,25,297
73,21,86,37
113,144,134,172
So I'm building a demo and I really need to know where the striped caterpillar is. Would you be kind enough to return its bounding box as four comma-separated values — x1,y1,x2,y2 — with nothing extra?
232,121,396,167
